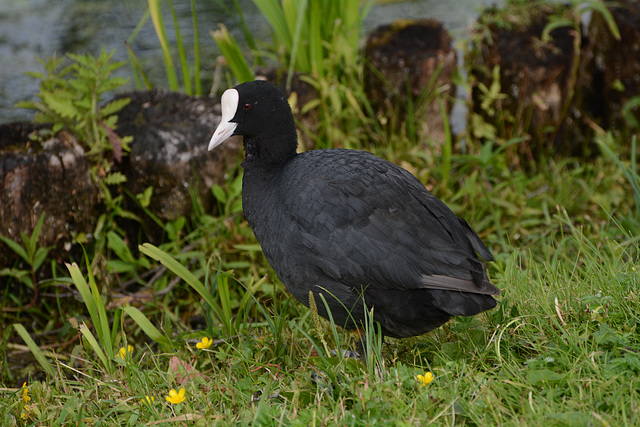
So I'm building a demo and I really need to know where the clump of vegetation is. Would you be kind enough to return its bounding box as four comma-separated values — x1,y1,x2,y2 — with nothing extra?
212,0,379,150
16,48,132,174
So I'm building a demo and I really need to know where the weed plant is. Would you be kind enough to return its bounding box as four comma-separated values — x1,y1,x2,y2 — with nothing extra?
15,49,132,173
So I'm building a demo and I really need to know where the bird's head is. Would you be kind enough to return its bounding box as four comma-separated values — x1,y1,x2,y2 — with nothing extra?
208,80,297,153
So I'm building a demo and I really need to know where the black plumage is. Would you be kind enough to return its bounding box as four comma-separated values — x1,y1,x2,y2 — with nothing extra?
209,80,499,339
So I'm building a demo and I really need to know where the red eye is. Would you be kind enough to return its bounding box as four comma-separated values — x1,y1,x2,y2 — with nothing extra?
243,103,251,110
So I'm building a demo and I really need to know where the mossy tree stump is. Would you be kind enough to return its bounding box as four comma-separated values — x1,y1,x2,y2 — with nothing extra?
365,19,457,148
0,123,99,265
587,0,640,142
467,2,592,163
114,89,242,241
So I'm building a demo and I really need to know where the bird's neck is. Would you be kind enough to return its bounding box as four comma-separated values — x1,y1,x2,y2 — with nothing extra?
241,133,298,172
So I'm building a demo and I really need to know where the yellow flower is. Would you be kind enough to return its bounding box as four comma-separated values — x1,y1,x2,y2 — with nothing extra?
141,395,155,405
165,388,186,404
117,345,134,360
20,405,29,420
196,337,213,350
416,372,434,387
21,382,31,403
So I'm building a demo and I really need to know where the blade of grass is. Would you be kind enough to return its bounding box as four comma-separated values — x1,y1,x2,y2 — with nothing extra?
438,95,452,187
123,306,174,348
169,0,191,94
286,0,310,87
83,255,114,360
66,263,100,339
148,0,178,90
307,0,322,77
215,274,234,335
190,0,201,95
79,323,111,372
13,323,56,377
211,25,254,83
139,243,227,328
27,212,46,261
126,10,151,89
598,135,640,223
0,235,29,264
67,260,114,361
253,0,293,51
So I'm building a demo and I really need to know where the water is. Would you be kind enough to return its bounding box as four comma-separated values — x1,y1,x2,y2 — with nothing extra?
0,0,500,124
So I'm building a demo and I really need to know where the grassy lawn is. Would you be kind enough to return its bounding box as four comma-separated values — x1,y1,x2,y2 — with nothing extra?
2,141,638,425
2,1,639,425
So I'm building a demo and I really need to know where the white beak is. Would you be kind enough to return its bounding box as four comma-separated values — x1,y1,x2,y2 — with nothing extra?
208,88,239,151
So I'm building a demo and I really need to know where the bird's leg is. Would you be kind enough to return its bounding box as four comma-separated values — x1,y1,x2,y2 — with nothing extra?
355,328,366,358
353,328,385,362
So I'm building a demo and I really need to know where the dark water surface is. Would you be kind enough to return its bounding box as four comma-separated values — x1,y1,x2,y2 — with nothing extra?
0,0,499,124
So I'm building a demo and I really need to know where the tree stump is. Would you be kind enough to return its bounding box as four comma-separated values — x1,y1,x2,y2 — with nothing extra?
467,2,592,162
364,19,457,147
587,0,640,142
0,123,98,264
115,89,242,240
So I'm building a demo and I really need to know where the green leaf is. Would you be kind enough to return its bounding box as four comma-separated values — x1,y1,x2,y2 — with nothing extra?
13,323,56,377
66,261,113,361
79,322,110,371
107,231,136,264
216,274,234,334
211,185,227,204
123,306,173,347
41,90,79,119
103,172,128,185
148,0,178,90
33,247,52,271
527,369,566,386
0,268,34,288
581,0,621,40
139,243,224,323
0,234,29,264
15,100,38,110
169,0,191,94
232,243,263,252
301,98,321,114
190,0,202,95
28,212,47,261
541,18,574,43
125,40,154,90
254,0,293,49
67,262,100,329
211,25,254,83
100,97,131,117
107,260,139,274
136,186,154,208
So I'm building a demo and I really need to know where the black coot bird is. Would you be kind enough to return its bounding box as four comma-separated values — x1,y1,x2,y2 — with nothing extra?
209,80,499,339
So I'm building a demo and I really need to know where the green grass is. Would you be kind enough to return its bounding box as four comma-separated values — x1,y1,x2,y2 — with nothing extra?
2,137,639,425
